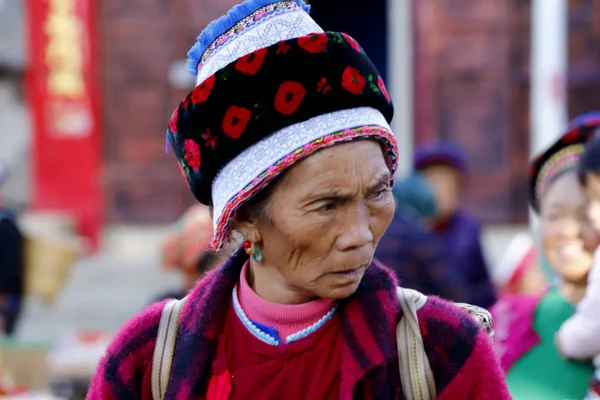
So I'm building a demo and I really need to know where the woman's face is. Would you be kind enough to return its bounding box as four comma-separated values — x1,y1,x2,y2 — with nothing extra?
244,140,395,300
421,165,461,218
539,171,597,283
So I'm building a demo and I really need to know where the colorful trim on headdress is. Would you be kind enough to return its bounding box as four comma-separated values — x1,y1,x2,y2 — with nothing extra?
535,144,584,205
169,32,393,206
568,111,600,131
208,124,397,249
529,116,600,212
171,0,396,247
190,0,321,86
211,107,391,232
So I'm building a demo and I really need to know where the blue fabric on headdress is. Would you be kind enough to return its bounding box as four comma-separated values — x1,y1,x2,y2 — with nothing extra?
186,0,311,76
568,111,600,130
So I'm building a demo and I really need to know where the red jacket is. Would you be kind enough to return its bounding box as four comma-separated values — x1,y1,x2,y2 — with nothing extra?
88,250,510,399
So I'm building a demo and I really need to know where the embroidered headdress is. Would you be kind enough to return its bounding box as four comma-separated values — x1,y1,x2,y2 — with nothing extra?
529,112,600,212
166,0,398,249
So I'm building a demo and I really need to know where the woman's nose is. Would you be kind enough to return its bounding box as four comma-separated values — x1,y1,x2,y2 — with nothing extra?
336,205,374,251
557,217,581,238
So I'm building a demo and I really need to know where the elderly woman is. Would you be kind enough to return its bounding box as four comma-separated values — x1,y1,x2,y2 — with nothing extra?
492,115,600,399
88,1,508,399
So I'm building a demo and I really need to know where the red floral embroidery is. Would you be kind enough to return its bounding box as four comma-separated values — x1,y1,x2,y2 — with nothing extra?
341,66,366,95
277,41,292,55
182,95,190,109
298,34,327,53
222,106,252,139
183,139,201,170
563,129,581,143
235,48,268,75
274,81,306,115
317,77,332,95
378,76,391,102
191,75,215,104
169,109,178,133
342,33,361,52
203,129,217,148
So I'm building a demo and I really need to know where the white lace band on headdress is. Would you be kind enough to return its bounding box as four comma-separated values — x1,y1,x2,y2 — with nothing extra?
210,107,394,247
194,1,323,87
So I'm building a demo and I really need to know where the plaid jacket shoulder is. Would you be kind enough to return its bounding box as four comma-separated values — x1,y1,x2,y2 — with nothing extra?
87,300,167,400
416,296,481,394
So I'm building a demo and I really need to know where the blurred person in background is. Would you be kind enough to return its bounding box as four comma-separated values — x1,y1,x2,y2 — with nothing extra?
391,171,437,224
0,164,24,336
492,232,547,298
492,115,600,400
415,140,496,308
556,115,600,400
88,1,507,398
157,204,228,301
375,172,471,302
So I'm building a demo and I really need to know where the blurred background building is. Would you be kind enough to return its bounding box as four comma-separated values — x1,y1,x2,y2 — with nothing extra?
1,0,599,244
1,0,600,396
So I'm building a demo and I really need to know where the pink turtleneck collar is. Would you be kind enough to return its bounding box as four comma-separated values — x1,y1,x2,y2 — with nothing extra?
236,262,336,342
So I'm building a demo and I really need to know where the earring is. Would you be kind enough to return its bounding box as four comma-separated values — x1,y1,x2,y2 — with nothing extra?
243,240,263,262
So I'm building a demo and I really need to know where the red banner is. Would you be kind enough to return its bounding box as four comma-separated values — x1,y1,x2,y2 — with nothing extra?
25,0,102,251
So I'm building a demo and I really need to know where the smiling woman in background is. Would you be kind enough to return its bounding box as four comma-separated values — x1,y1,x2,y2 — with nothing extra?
492,114,600,399
87,1,508,399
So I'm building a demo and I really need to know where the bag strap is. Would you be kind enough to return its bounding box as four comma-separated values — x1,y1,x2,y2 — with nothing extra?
396,287,436,400
149,289,492,400
151,297,186,400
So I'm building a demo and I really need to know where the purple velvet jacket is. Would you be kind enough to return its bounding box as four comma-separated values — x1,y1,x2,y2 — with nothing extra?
87,249,509,400
432,211,497,308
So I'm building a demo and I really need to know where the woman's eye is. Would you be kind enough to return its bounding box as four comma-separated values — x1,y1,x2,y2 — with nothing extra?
373,187,390,200
318,203,335,213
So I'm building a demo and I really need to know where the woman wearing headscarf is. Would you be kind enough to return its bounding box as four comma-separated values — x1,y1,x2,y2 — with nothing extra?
88,1,508,399
414,141,497,308
491,115,600,399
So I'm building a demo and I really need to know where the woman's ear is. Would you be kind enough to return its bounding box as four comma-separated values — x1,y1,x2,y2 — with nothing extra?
232,207,263,243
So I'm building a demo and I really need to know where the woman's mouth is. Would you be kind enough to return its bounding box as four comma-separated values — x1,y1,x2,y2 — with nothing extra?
329,265,367,279
556,243,584,257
